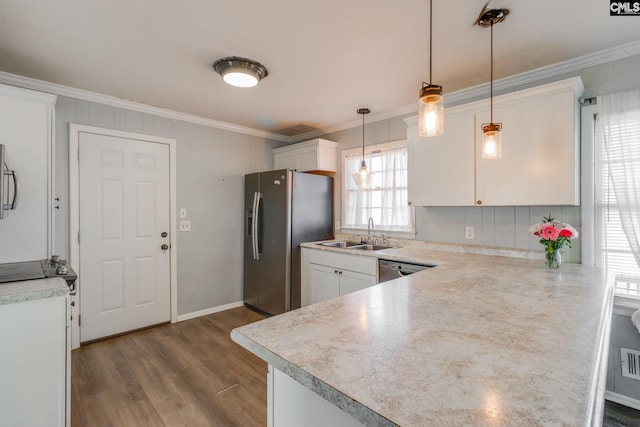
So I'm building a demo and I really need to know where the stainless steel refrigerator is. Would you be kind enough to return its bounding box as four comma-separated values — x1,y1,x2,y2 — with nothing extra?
244,169,334,315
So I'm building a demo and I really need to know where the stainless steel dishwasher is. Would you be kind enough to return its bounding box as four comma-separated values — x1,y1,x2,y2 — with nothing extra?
378,259,433,282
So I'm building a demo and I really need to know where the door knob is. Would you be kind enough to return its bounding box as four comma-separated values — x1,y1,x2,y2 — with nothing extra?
161,244,169,250
161,232,168,238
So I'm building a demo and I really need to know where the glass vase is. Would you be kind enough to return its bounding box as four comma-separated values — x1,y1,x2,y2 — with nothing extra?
545,250,561,269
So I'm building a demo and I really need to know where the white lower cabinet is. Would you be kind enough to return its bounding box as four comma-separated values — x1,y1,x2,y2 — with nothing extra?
268,365,365,427
302,248,377,306
0,294,70,427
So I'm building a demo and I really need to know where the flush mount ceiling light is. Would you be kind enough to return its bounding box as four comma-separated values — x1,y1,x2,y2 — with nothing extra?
353,108,372,187
477,7,508,160
213,56,268,88
418,0,444,138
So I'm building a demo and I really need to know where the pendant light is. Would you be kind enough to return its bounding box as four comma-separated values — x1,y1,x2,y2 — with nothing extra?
477,8,508,159
353,108,372,187
418,0,444,137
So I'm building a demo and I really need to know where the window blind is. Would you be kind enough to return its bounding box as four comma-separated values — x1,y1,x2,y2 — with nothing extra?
594,93,640,296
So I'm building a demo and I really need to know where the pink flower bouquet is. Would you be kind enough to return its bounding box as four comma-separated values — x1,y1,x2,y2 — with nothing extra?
529,215,578,268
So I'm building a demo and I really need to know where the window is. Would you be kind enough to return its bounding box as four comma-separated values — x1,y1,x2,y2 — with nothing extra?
342,140,414,234
593,90,640,296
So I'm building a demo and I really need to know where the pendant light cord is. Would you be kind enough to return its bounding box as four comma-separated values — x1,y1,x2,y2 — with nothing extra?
490,18,494,123
429,0,433,84
361,112,365,160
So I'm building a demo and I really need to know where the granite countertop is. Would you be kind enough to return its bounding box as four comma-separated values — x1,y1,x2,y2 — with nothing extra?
231,242,613,426
0,277,69,305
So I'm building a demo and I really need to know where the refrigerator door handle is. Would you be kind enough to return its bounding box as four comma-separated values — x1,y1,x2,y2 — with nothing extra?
252,192,259,260
252,191,263,261
4,169,19,211
254,192,263,260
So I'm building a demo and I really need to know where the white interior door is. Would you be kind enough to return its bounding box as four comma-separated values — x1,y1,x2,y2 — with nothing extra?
79,132,171,342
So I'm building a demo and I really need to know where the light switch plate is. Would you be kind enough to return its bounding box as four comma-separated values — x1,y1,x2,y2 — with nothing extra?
465,227,474,239
179,208,187,218
180,220,191,232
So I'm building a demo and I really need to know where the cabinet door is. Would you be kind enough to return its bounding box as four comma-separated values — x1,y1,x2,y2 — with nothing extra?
0,87,55,261
294,147,318,172
0,296,68,427
339,270,377,296
475,90,578,206
274,152,295,170
309,264,340,304
407,108,475,206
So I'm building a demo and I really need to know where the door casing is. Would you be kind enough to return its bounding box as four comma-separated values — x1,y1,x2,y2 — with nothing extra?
68,123,177,349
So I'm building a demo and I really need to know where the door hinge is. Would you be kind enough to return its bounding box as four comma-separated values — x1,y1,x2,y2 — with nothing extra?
77,146,80,161
78,314,81,327
77,231,80,244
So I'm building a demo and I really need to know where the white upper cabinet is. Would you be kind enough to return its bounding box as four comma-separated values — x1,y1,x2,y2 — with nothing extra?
406,77,584,207
0,84,56,261
273,138,338,173
407,105,476,206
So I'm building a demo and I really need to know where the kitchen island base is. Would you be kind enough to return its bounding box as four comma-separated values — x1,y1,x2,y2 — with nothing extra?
268,365,366,427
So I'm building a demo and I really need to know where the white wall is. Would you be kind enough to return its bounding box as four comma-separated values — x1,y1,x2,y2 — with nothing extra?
53,95,283,316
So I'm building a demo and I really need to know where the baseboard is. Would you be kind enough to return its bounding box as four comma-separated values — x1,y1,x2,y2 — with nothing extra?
177,301,245,322
605,390,640,411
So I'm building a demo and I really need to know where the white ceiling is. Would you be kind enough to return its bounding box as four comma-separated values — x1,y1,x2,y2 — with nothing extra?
1,0,639,140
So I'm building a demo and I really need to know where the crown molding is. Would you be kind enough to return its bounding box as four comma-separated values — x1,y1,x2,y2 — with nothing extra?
291,39,640,143
2,39,639,145
0,71,293,143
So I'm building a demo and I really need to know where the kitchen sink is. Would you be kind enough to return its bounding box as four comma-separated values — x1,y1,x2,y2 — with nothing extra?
348,244,395,251
318,241,363,248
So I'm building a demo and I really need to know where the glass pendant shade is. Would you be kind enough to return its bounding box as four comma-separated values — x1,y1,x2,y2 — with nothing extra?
481,123,502,159
418,84,444,137
353,160,372,187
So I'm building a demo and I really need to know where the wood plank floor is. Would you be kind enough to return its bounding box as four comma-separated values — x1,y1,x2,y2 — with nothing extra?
71,307,267,427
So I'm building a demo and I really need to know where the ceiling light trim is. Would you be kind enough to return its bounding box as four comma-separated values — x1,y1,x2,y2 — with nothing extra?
213,56,268,88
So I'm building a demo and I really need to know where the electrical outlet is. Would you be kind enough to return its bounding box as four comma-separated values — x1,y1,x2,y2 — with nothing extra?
179,220,191,232
335,221,340,231
465,227,474,239
179,208,187,218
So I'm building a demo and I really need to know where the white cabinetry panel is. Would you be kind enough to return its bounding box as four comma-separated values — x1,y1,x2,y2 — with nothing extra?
406,77,583,207
0,294,69,427
269,366,365,427
303,248,377,306
408,106,475,206
475,88,578,206
273,138,338,173
0,84,56,261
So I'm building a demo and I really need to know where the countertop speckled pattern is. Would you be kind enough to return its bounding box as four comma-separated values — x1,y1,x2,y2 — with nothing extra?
0,277,69,305
232,242,614,426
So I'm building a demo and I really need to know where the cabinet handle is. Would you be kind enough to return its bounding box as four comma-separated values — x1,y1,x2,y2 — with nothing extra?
334,270,338,274
476,200,482,205
408,201,412,206
338,271,342,275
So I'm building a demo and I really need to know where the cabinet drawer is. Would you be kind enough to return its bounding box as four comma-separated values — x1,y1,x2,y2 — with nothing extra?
308,249,377,275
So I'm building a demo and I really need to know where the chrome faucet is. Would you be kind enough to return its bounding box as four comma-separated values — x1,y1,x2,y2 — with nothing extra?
367,217,374,244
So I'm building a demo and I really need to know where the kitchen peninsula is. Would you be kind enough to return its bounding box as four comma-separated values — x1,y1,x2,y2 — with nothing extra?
231,242,613,426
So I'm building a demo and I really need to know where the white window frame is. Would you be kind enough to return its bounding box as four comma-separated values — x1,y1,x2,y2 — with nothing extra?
582,103,640,301
340,139,415,238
